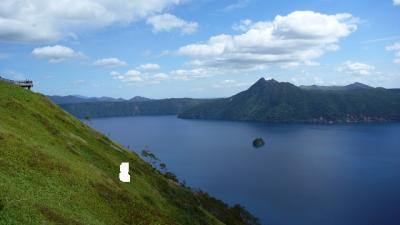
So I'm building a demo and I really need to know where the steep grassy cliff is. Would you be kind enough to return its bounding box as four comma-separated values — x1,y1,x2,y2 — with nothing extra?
0,81,259,225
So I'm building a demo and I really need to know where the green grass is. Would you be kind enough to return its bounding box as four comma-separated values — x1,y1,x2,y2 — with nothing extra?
0,81,259,225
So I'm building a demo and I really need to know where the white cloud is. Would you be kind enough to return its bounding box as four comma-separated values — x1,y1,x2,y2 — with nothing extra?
170,68,221,80
280,60,320,69
178,11,358,71
339,61,375,75
232,19,253,32
136,63,161,70
386,43,400,51
386,42,400,64
0,0,181,42
394,0,400,6
111,70,169,83
31,45,85,63
152,73,169,81
112,67,221,83
93,58,127,67
223,0,250,12
111,70,143,82
146,13,198,35
213,79,250,88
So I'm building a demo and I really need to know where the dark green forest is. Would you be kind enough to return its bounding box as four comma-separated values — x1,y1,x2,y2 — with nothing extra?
179,78,400,123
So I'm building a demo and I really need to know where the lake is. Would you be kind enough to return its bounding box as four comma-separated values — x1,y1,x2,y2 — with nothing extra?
87,116,400,225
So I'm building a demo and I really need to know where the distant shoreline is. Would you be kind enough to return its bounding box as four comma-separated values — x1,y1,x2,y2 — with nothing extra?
83,114,400,125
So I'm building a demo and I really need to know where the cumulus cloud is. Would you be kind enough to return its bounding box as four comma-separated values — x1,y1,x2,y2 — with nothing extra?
339,61,375,75
170,68,222,80
111,69,169,83
386,42,400,64
111,70,143,82
213,79,251,88
111,65,219,84
0,0,181,42
31,45,85,63
178,11,358,71
93,58,127,67
232,19,253,32
136,63,161,70
152,73,169,81
146,13,198,35
394,0,400,5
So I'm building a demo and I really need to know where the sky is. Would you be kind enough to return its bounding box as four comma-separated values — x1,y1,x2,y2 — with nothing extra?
0,0,399,99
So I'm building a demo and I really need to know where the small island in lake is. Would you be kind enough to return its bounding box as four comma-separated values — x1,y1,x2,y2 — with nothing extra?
253,138,265,148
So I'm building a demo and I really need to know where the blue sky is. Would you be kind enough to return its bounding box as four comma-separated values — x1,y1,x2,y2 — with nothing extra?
0,0,399,98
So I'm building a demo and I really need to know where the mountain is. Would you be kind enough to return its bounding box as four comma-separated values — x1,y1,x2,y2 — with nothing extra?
178,78,400,123
300,82,373,91
59,98,212,119
48,95,126,104
344,82,373,90
129,96,152,102
0,80,260,225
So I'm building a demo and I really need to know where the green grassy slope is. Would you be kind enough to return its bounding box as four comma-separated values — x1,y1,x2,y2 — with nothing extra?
0,81,259,225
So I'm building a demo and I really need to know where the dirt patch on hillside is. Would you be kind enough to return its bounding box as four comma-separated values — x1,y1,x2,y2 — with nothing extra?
39,206,84,225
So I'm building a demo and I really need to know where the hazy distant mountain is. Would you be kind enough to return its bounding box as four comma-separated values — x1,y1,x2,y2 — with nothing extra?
129,96,152,102
48,95,126,104
59,98,211,118
48,95,152,104
178,78,400,123
300,82,373,91
52,79,400,123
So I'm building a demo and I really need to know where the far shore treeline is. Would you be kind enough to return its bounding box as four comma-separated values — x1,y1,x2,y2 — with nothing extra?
53,78,400,123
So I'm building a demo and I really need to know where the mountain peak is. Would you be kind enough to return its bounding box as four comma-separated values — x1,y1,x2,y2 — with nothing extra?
266,78,279,83
246,78,299,96
345,82,372,90
129,96,151,102
253,77,279,86
254,77,266,83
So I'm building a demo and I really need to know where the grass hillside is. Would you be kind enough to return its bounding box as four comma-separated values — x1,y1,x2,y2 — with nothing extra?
0,81,259,225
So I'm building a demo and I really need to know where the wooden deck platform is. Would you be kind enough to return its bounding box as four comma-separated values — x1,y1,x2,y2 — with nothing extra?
0,76,33,90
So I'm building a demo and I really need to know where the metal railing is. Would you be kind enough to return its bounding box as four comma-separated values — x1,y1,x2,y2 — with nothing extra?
0,76,33,89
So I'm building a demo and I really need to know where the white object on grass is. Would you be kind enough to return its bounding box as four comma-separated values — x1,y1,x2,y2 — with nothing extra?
119,162,130,183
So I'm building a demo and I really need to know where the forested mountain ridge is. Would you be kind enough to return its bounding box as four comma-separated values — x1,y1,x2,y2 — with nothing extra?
178,78,400,123
299,82,373,91
48,95,126,104
52,78,400,123
48,95,151,104
59,98,213,118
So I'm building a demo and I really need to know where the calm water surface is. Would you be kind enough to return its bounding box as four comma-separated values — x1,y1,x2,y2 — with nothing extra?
87,116,400,225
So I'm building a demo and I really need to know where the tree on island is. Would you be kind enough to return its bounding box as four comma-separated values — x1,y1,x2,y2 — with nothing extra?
252,138,265,148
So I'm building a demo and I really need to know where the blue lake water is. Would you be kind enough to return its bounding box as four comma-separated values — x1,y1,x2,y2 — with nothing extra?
87,116,400,225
